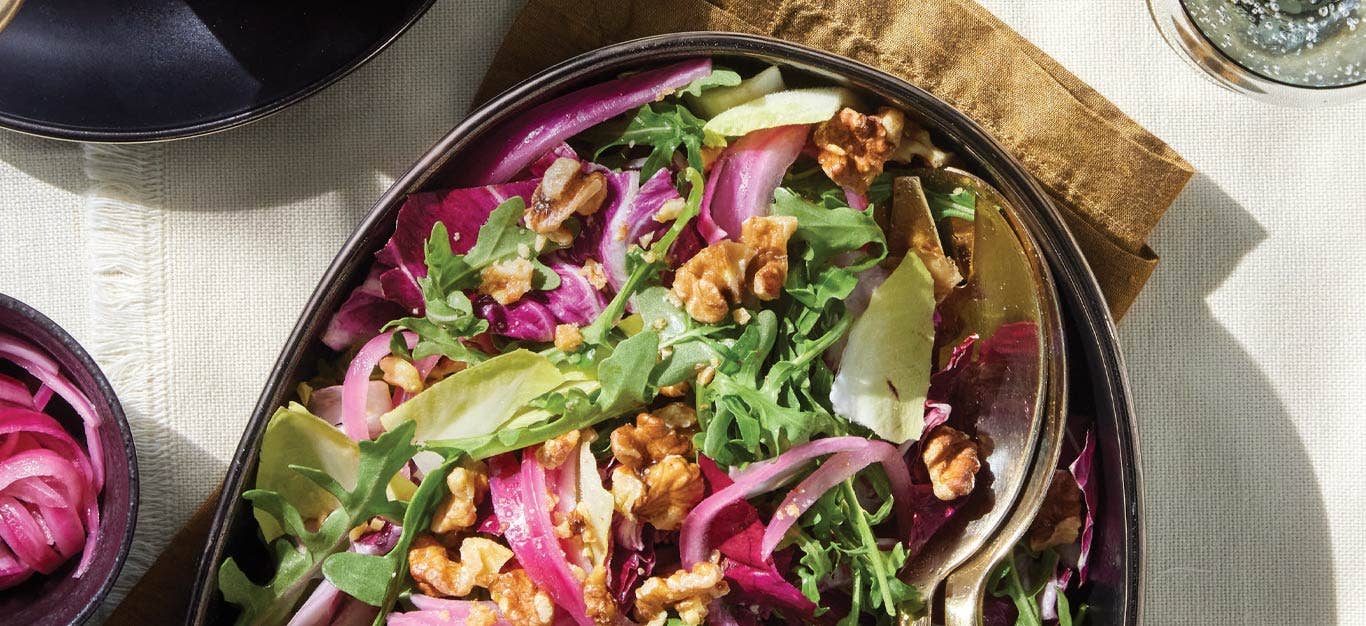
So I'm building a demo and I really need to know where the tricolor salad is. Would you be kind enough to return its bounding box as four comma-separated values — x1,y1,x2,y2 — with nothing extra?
219,58,1095,626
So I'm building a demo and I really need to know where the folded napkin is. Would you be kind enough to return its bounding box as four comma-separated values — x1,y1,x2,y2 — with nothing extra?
110,0,1191,622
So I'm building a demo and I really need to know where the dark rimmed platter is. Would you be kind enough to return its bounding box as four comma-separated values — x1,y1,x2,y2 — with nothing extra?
189,32,1143,624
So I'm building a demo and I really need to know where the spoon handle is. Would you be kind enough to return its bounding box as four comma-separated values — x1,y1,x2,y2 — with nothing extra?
941,377,1069,626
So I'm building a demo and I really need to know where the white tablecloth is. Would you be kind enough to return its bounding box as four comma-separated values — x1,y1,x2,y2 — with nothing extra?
1,0,1361,623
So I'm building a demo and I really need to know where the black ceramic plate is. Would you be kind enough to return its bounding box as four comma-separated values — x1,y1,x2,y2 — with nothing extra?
0,0,434,142
190,33,1144,624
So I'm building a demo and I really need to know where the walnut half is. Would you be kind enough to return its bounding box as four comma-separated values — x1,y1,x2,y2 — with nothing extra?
1025,469,1084,552
634,558,730,626
739,215,798,301
609,406,703,531
526,157,608,235
670,241,755,324
813,107,900,195
922,425,981,501
408,534,513,598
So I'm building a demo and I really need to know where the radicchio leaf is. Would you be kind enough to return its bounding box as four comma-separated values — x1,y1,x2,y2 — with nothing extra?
321,267,407,351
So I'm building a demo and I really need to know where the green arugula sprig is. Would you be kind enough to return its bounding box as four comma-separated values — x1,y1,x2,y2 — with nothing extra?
581,167,705,346
988,546,1089,626
791,478,923,625
585,103,723,181
694,187,887,466
323,456,461,625
218,421,419,626
385,197,559,362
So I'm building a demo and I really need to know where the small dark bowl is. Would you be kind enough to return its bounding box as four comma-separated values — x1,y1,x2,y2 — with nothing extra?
0,293,138,625
190,33,1143,624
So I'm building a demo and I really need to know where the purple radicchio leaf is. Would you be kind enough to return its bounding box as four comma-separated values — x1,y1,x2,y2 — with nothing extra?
380,180,541,313
1070,428,1098,582
322,266,408,351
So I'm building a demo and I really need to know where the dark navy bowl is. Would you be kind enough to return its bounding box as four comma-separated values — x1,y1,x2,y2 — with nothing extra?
0,293,138,625
190,33,1144,625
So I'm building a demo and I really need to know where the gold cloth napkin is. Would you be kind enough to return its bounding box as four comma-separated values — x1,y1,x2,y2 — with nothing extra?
111,1,1192,622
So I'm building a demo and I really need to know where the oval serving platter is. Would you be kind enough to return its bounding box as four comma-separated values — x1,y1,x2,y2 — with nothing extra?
189,33,1143,625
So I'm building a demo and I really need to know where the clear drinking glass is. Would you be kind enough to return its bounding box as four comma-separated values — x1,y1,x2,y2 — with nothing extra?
1148,0,1366,106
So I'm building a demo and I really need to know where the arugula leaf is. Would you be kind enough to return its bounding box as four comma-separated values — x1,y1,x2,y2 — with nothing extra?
772,187,887,271
219,421,419,626
677,68,742,98
789,478,925,624
988,546,1088,626
589,103,715,180
925,186,977,222
422,204,558,296
634,286,728,386
322,455,459,622
596,329,661,415
386,199,560,361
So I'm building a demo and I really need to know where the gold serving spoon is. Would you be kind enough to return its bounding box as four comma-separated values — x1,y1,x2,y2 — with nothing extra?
0,0,23,34
898,168,1067,626
941,371,1068,626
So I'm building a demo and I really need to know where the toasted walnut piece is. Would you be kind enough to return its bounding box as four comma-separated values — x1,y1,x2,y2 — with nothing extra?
636,455,705,531
579,259,609,290
813,107,897,195
653,197,687,223
633,558,730,626
611,466,646,521
695,363,716,386
379,355,423,393
526,157,609,234
544,225,575,247
537,429,582,470
466,605,499,626
1026,470,1084,552
554,324,585,352
922,425,982,501
583,566,619,625
738,215,798,301
427,358,468,383
877,107,906,145
653,402,698,429
479,258,536,305
671,241,756,323
491,569,556,626
658,381,690,397
892,123,953,168
408,534,513,598
610,410,696,471
430,461,490,535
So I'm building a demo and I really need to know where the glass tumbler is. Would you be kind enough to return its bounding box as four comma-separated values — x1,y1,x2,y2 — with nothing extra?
1148,0,1366,106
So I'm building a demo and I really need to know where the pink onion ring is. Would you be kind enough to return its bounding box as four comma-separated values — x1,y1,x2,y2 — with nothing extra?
680,436,913,567
489,452,593,626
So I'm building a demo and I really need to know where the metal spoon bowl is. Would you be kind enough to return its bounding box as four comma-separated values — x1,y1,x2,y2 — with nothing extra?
901,168,1068,624
0,0,23,33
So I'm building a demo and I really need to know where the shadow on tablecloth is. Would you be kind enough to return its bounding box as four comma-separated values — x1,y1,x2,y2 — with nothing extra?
1122,173,1334,623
